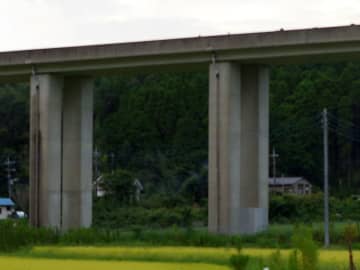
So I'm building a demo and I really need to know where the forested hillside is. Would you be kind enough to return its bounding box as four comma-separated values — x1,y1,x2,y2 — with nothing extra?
1,63,360,200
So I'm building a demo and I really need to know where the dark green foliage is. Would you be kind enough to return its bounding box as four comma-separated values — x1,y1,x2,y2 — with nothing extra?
267,249,287,270
0,83,29,196
101,169,135,205
288,250,300,270
94,72,208,197
270,63,360,194
93,205,205,229
0,220,247,251
229,254,250,270
0,220,58,252
229,242,250,270
343,223,359,270
270,193,360,223
180,165,208,204
0,219,359,257
93,192,360,230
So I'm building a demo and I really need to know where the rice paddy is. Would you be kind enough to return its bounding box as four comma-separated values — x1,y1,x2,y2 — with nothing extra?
0,256,228,270
0,246,357,269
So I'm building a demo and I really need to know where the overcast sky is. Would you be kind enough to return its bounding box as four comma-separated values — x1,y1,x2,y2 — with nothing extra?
1,0,360,52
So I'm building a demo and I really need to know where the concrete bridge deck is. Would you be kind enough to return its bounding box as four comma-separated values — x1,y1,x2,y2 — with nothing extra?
1,25,360,81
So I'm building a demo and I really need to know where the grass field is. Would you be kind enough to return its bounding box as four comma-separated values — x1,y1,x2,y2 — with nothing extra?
0,246,357,269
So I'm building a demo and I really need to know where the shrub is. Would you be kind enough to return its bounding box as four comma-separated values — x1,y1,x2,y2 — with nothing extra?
288,250,300,270
229,254,250,270
292,226,319,270
229,243,249,270
0,220,58,252
343,223,359,270
270,193,360,223
267,249,286,270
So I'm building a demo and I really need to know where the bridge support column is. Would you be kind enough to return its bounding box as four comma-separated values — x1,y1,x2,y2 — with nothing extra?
30,75,93,230
208,63,269,235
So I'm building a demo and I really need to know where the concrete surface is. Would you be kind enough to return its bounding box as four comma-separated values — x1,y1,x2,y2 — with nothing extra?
61,77,93,230
30,74,63,228
29,75,93,229
2,25,360,81
208,63,269,235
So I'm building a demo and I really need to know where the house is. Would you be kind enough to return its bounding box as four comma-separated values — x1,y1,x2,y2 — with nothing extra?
269,177,312,195
94,175,143,200
94,175,106,197
0,198,15,220
133,178,144,202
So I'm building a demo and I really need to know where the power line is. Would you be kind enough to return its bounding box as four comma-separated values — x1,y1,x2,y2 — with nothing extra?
271,116,321,138
327,121,360,143
328,112,360,130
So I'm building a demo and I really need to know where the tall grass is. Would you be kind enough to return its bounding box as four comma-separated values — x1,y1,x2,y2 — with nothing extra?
0,220,244,252
292,226,319,270
1,220,360,254
0,220,58,252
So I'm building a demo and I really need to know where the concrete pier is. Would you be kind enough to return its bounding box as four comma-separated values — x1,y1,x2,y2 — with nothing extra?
29,75,93,229
62,77,93,230
208,63,269,235
30,75,63,228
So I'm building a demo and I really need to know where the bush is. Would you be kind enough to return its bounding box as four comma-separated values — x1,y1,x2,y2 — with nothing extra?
101,169,135,205
267,249,287,270
292,226,319,270
229,254,249,270
270,193,360,223
93,206,203,229
0,220,58,252
229,243,249,270
343,223,359,270
288,250,300,270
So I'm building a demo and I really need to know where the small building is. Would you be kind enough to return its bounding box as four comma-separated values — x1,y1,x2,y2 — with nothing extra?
0,198,15,220
94,175,106,197
269,177,312,195
94,175,144,200
133,178,144,202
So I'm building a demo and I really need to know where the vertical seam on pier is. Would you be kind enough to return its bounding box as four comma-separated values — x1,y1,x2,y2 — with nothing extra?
35,83,41,227
31,67,41,228
60,83,64,230
215,66,221,233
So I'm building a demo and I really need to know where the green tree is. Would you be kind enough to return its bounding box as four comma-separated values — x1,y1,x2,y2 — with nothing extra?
102,169,135,205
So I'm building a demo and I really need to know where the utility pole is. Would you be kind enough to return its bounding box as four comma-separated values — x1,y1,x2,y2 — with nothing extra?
4,156,16,199
93,148,101,197
270,148,279,185
109,152,115,174
323,108,330,247
94,148,100,179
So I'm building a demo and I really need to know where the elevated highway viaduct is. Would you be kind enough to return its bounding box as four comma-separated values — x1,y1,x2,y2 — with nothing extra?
1,25,360,233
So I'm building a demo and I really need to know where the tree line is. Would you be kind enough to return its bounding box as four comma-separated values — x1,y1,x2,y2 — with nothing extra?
1,62,360,202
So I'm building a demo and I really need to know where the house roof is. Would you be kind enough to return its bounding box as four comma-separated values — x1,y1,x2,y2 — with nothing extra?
0,198,15,206
269,177,309,186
